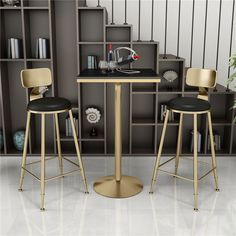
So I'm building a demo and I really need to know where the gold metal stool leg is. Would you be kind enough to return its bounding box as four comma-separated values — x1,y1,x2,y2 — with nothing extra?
150,110,170,193
193,114,198,211
40,114,46,211
69,110,89,194
19,111,31,191
207,112,219,191
55,113,63,175
175,113,183,175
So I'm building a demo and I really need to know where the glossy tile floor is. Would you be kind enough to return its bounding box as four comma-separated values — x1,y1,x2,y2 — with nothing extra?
0,155,236,236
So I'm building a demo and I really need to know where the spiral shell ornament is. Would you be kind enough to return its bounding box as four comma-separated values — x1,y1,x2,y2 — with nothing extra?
85,108,101,124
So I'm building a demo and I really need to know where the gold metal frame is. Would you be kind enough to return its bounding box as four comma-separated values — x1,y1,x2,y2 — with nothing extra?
19,68,88,211
150,68,219,211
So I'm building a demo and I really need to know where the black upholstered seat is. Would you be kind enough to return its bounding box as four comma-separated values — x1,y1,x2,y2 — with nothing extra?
167,97,211,112
28,97,71,112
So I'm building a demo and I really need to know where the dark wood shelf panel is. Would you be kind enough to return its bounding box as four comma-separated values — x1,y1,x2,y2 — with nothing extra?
157,121,179,126
0,7,21,10
23,7,49,10
105,42,131,44
132,118,156,126
78,42,104,45
211,119,232,126
60,135,104,142
132,88,156,94
0,59,24,62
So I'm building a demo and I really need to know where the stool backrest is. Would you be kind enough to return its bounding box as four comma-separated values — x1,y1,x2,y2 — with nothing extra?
21,68,52,88
186,68,217,101
186,68,217,89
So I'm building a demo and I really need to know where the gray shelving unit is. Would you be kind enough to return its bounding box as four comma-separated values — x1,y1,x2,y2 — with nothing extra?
0,1,235,157
74,4,236,157
0,0,56,155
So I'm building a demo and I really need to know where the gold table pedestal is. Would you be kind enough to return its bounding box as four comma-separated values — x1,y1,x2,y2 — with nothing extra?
94,83,143,198
94,175,143,198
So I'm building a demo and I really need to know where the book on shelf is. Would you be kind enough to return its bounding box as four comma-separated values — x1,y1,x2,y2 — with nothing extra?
65,113,78,137
190,130,202,152
207,132,221,151
36,38,49,59
8,38,22,59
87,55,97,69
160,104,175,122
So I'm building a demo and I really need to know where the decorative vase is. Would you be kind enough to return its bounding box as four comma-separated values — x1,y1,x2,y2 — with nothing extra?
0,130,3,151
13,130,25,151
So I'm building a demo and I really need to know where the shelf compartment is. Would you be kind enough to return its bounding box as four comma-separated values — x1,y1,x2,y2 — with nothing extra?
80,83,104,146
206,125,232,155
157,94,181,123
132,126,155,154
31,114,55,154
81,141,104,154
23,0,49,7
132,83,156,93
158,59,185,92
132,94,156,123
156,126,178,154
79,44,104,71
0,10,23,59
209,93,234,123
78,8,105,42
0,61,27,153
180,94,207,154
132,118,156,126
24,10,50,59
132,43,158,71
105,25,132,42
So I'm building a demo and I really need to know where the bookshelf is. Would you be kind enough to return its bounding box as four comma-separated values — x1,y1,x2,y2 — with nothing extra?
0,1,235,157
0,0,56,155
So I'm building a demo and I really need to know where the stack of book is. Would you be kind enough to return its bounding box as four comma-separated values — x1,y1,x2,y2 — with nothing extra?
87,55,97,69
36,38,49,59
207,132,221,151
8,38,23,59
190,130,202,152
65,113,78,136
160,104,175,122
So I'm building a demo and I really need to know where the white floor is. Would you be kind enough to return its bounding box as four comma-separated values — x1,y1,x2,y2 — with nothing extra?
0,155,236,236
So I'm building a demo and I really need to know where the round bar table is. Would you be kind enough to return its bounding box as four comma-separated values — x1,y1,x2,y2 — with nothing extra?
77,69,160,198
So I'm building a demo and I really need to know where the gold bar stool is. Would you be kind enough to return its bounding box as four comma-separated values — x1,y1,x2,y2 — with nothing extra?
18,68,88,211
150,68,219,211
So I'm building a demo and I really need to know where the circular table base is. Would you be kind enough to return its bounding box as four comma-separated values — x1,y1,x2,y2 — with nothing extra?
93,175,143,198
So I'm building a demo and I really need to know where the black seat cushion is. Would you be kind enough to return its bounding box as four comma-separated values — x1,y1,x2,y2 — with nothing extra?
167,97,211,112
28,97,71,112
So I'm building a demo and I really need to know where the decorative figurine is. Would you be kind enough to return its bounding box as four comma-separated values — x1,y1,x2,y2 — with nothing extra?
85,107,101,124
85,107,101,137
90,127,98,137
13,130,25,151
163,70,178,90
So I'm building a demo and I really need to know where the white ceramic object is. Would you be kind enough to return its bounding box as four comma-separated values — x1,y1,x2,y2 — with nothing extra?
85,107,101,124
163,70,178,83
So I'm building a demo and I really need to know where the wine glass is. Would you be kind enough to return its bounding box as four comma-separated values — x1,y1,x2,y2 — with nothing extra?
99,60,108,74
